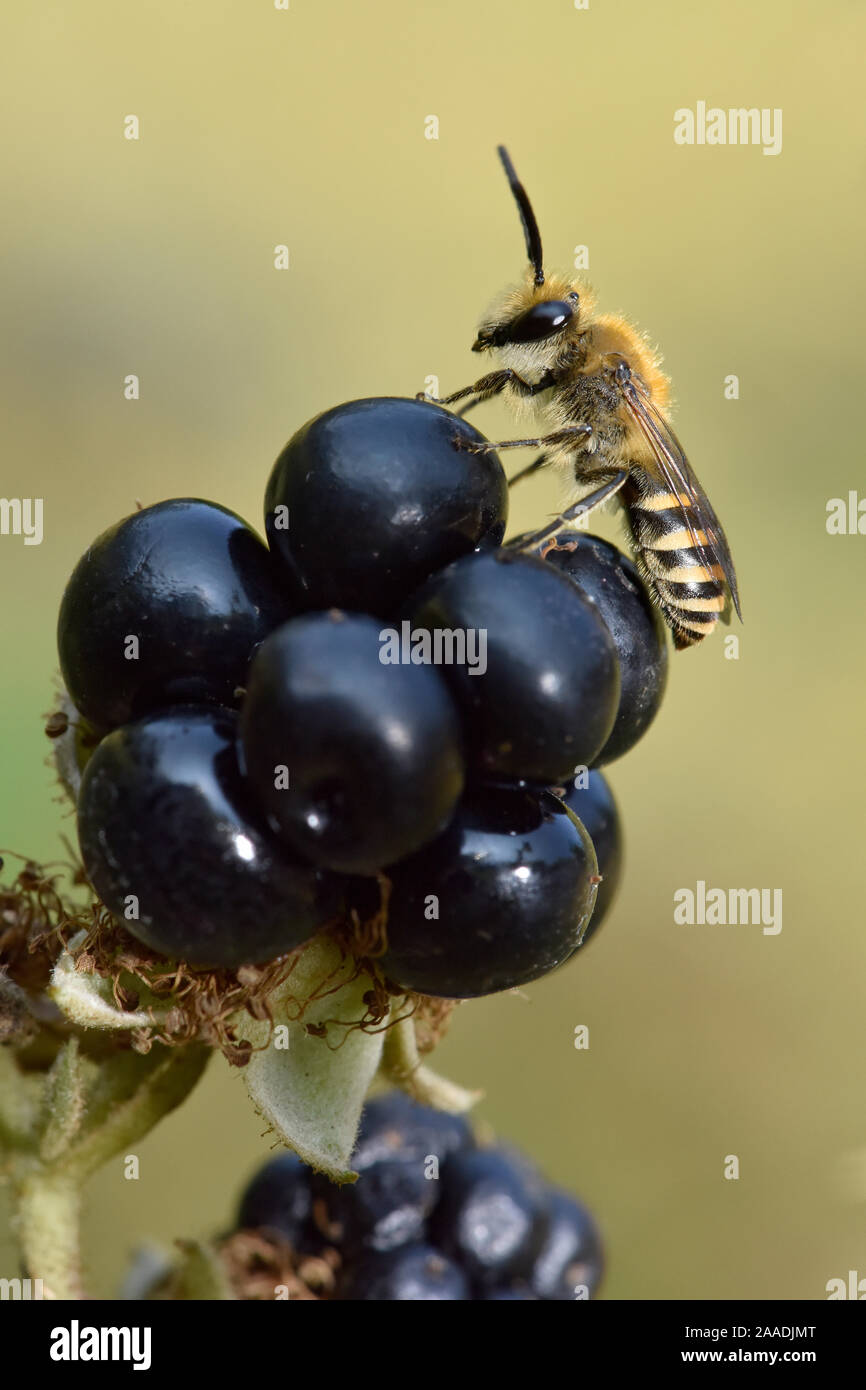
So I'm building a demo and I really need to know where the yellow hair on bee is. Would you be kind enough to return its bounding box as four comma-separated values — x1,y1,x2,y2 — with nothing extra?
589,313,670,412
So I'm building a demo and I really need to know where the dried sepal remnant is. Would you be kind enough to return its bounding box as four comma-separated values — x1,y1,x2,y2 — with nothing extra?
51,923,361,1064
0,855,83,995
0,855,357,1060
0,853,421,1070
326,879,458,1054
329,871,392,959
55,922,315,1063
411,994,459,1055
218,1229,341,1301
0,856,264,1060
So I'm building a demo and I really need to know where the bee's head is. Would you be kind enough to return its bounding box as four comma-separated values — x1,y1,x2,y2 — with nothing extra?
472,280,583,354
472,148,592,371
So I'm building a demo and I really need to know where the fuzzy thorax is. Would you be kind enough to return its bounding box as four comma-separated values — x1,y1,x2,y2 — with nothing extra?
477,268,671,464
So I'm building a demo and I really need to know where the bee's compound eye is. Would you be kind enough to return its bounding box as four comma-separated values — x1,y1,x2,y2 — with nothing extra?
506,300,573,345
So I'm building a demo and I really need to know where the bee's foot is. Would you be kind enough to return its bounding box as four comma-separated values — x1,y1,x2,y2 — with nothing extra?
451,434,485,454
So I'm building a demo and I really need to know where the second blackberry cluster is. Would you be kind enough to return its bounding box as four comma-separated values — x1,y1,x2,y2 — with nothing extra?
234,1093,603,1300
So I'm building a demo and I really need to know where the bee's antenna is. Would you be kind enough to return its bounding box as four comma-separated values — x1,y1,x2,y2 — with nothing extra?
497,145,544,287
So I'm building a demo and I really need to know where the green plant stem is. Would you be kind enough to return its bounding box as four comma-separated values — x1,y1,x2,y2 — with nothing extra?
380,1011,481,1112
4,1041,209,1300
14,1169,84,1300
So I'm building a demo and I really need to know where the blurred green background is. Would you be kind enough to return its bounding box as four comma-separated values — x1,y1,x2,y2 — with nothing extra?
2,0,864,1299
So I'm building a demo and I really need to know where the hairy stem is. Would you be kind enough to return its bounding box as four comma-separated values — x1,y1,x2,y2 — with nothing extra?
13,1169,84,1300
5,1042,209,1300
380,1011,481,1113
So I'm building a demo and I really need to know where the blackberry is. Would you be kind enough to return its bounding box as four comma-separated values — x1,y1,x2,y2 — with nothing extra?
51,390,666,1307
227,1096,604,1301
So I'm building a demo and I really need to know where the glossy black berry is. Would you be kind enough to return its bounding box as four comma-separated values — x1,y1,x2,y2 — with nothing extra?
430,1149,545,1287
349,1092,474,1172
239,612,465,876
528,1190,604,1300
557,769,623,943
379,785,598,999
77,705,342,967
339,1244,470,1301
264,397,508,616
541,533,668,765
237,1153,313,1248
58,499,294,730
404,549,620,783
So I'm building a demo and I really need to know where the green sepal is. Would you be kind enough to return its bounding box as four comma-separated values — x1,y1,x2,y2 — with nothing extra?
233,936,387,1183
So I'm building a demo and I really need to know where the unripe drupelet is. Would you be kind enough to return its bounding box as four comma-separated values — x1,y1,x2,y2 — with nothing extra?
237,1153,314,1250
429,1148,546,1287
529,1189,604,1300
349,1092,474,1172
339,1245,470,1301
316,1158,438,1255
311,1093,475,1255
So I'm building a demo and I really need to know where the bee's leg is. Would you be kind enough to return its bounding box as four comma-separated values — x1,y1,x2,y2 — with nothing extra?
417,367,556,409
508,451,549,488
508,469,629,553
455,423,593,456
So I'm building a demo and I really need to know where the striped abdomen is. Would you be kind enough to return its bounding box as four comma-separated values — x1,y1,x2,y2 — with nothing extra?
623,479,727,649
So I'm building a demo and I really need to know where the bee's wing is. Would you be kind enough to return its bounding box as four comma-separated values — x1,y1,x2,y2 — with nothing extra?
618,374,742,622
